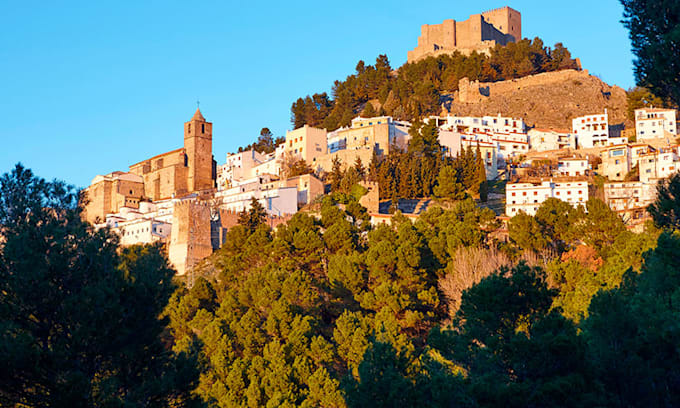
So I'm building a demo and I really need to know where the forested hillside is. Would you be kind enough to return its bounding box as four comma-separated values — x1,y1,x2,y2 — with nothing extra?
164,173,680,407
290,38,579,130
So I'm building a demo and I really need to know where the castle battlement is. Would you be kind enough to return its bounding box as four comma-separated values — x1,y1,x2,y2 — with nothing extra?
407,6,521,63
482,6,512,14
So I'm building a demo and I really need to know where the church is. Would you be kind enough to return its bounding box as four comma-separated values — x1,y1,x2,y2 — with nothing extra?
83,108,216,224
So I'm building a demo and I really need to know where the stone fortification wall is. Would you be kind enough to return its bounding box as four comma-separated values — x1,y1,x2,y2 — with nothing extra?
457,69,591,103
169,200,212,276
447,69,630,130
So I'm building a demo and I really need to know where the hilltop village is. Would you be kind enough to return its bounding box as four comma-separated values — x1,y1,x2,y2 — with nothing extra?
82,6,679,276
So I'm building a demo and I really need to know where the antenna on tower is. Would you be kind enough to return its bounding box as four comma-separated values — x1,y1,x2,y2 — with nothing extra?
196,99,200,109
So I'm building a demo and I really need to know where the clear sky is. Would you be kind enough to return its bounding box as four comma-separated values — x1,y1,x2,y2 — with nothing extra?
0,0,634,188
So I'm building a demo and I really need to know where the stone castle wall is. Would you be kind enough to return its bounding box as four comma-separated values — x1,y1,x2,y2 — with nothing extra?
457,69,592,103
407,7,521,63
445,69,630,131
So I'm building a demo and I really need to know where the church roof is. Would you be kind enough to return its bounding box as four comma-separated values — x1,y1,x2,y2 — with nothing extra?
192,108,205,121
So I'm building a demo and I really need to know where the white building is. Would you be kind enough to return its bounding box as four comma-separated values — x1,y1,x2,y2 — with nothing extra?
215,175,298,216
604,181,657,212
604,181,657,223
327,130,347,153
557,157,589,177
506,180,589,216
285,125,328,163
639,146,680,183
528,128,575,151
438,130,463,158
328,116,411,153
635,108,678,140
118,218,172,246
493,131,529,160
572,111,610,148
95,200,174,247
439,114,526,134
219,148,284,190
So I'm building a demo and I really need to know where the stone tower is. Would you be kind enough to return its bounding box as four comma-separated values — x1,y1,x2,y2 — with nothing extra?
481,6,521,45
184,108,214,192
168,200,213,276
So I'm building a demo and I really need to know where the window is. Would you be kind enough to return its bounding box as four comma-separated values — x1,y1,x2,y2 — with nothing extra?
202,124,205,133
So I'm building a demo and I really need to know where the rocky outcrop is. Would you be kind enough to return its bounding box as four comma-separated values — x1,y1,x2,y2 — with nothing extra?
444,69,630,130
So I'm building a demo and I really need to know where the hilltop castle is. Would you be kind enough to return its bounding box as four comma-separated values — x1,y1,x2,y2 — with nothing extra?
407,6,521,63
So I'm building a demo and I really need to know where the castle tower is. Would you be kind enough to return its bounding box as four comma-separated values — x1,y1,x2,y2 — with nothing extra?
481,6,521,43
184,108,215,192
168,200,213,276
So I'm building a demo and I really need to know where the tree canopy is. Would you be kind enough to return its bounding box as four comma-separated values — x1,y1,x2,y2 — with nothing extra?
621,0,680,107
0,164,202,407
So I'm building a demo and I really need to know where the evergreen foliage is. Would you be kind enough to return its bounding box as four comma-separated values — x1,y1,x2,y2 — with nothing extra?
369,122,489,200
237,127,285,154
291,39,580,129
237,197,268,232
0,164,202,407
5,163,680,407
648,172,680,230
621,0,680,107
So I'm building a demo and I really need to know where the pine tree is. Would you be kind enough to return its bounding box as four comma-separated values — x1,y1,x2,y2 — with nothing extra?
361,102,377,118
354,156,366,180
475,145,488,201
330,157,344,192
238,197,268,232
0,164,202,407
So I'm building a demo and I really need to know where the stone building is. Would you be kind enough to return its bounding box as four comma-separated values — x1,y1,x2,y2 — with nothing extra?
128,108,216,201
82,172,145,224
84,108,216,220
407,6,521,62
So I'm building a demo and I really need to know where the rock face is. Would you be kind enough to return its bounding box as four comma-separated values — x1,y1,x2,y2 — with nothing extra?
444,69,630,130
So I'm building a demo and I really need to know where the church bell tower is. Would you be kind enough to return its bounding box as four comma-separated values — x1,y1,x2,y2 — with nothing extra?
184,108,214,192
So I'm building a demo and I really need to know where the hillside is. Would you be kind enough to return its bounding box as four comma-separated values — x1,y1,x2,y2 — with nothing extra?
290,38,582,130
443,69,630,130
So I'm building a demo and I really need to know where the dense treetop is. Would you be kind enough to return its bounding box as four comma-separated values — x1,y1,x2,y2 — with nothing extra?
163,170,680,406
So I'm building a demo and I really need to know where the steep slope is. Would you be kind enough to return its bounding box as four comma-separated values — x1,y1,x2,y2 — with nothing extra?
444,69,629,130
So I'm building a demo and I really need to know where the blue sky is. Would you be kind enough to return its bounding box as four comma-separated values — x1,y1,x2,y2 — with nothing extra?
0,0,634,188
